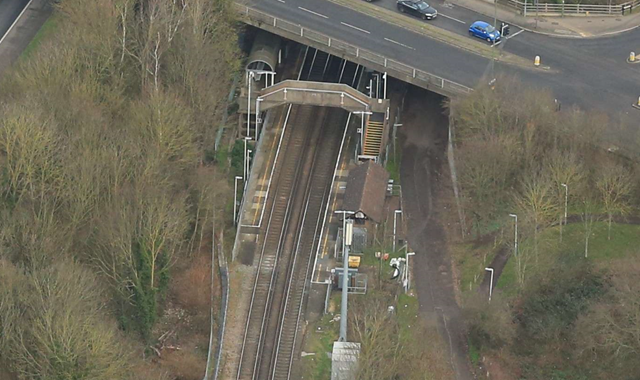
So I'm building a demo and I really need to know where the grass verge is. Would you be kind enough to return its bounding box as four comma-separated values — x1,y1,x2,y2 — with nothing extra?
497,222,640,294
300,307,339,380
452,242,499,292
20,14,58,60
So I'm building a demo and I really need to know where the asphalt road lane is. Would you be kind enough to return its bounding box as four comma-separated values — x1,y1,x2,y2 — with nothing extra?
0,0,30,43
366,0,523,40
250,0,499,86
250,0,640,116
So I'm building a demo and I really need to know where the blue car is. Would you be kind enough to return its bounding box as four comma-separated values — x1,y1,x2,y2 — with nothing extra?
469,21,501,43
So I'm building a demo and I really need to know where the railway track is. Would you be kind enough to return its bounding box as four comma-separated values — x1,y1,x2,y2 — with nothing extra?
237,48,362,380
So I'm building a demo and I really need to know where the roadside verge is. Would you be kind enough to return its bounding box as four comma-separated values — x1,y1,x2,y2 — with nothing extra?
325,0,539,69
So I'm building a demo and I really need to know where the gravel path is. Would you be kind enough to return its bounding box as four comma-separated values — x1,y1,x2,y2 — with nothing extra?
399,86,474,380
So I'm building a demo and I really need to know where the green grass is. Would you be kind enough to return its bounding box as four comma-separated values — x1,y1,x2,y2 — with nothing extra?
468,338,480,366
397,293,419,344
359,245,405,267
386,140,402,184
301,307,339,380
497,222,640,295
20,14,58,60
452,243,499,293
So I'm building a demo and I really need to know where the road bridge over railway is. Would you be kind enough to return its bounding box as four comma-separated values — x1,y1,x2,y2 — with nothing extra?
235,0,640,118
234,3,474,98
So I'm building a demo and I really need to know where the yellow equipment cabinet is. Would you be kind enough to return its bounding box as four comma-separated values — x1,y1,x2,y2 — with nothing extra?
348,255,361,268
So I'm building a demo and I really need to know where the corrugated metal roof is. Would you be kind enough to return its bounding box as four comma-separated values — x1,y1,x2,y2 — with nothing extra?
331,341,361,380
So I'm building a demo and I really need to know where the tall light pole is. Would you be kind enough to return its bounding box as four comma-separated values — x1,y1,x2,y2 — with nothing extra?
335,210,355,342
493,0,498,34
485,267,494,302
234,176,242,226
372,73,380,98
561,183,568,242
243,136,252,183
247,149,253,181
509,213,518,257
255,97,263,141
383,72,388,99
393,209,402,252
561,183,568,225
247,71,254,138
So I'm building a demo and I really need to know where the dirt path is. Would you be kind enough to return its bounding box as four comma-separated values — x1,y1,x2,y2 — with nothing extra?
399,86,474,380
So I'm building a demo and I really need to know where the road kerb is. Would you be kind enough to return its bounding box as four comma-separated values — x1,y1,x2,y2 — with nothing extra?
448,0,640,39
324,0,537,69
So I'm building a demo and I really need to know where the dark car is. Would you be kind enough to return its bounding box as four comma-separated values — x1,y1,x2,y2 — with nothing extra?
396,0,438,20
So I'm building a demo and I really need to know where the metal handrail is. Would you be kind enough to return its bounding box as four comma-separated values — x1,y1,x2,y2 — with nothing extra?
499,0,640,15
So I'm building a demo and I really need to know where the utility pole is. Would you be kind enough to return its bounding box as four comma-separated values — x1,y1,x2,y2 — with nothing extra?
234,176,242,226
383,72,388,99
247,71,254,138
509,213,518,257
335,210,355,342
485,267,494,301
393,210,402,252
243,136,252,186
561,183,568,242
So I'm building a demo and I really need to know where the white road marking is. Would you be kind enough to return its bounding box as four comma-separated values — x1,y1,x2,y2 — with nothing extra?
0,0,34,46
340,21,371,34
505,29,524,40
277,0,285,3
439,13,465,24
298,7,329,19
384,37,415,50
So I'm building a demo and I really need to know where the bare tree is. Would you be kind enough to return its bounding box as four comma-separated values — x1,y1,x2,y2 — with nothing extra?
579,193,600,259
0,260,130,380
546,149,585,241
574,259,640,377
596,160,633,240
350,295,403,380
514,173,558,263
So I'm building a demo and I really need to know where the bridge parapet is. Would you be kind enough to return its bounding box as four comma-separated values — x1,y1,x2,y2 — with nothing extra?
234,3,473,98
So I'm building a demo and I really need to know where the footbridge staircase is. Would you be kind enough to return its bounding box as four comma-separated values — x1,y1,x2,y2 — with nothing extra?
240,79,390,160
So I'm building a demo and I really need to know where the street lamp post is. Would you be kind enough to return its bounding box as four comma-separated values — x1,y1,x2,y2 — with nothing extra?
405,251,415,292
485,267,494,301
247,149,253,181
561,183,568,242
383,72,388,99
509,213,518,257
234,176,242,226
372,73,380,98
393,210,402,252
243,137,252,183
561,183,568,225
335,210,355,342
493,0,498,32
247,71,255,138
255,97,263,141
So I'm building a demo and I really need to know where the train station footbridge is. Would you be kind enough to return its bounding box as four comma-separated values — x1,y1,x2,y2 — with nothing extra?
240,79,389,114
239,78,391,161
